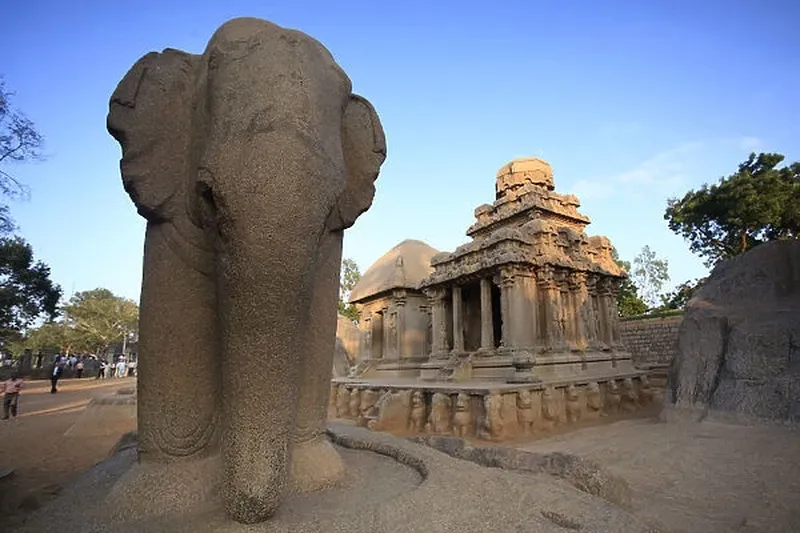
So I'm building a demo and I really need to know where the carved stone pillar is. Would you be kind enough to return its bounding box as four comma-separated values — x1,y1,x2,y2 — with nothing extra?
393,290,407,358
597,279,613,348
493,270,514,348
381,306,390,358
360,310,373,360
479,278,494,351
451,285,464,353
607,278,622,347
370,311,383,359
584,275,599,349
536,265,564,351
555,269,573,348
425,288,448,358
568,271,589,349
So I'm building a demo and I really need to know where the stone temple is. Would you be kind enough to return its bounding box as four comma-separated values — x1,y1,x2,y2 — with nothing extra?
332,158,654,440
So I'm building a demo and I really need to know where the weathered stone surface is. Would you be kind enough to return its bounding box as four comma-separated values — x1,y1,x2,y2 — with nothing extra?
411,434,633,510
664,240,800,425
11,424,655,533
332,315,360,378
107,16,386,524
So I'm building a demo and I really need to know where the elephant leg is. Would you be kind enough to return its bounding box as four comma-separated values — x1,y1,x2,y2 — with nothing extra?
291,229,346,492
138,222,220,461
105,222,221,521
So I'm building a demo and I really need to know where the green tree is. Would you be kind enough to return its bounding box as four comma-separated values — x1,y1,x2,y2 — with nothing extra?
63,288,138,356
0,236,62,346
338,258,361,323
660,277,706,310
665,152,800,267
0,77,45,233
612,248,648,317
24,320,75,354
630,245,670,308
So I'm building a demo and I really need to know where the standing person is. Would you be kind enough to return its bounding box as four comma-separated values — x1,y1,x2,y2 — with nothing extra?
76,359,84,379
116,358,126,379
96,359,107,379
51,361,63,393
1,372,24,419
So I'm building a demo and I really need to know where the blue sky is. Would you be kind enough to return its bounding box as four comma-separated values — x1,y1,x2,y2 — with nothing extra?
2,0,799,303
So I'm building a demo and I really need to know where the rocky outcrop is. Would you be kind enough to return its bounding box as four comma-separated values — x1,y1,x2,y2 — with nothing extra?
333,315,361,378
664,240,800,425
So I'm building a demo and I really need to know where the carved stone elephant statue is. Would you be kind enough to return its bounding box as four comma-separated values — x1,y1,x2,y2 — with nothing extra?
106,17,386,524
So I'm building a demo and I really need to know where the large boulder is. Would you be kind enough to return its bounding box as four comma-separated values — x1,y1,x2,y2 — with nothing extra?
664,240,800,425
332,315,361,378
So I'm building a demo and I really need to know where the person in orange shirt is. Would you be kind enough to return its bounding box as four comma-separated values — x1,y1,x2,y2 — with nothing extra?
2,372,24,419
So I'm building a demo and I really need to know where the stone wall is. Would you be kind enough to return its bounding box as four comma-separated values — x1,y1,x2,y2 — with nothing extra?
620,315,682,368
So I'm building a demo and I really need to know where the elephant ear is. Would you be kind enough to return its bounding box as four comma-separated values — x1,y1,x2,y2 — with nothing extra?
327,94,387,232
107,49,198,224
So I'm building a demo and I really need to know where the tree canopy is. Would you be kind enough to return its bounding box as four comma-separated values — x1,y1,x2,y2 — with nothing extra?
338,258,361,323
630,245,670,308
659,277,706,310
612,248,648,318
0,78,43,196
665,152,800,267
61,288,139,356
0,236,61,346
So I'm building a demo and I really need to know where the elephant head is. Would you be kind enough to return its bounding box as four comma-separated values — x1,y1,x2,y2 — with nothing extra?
108,17,386,524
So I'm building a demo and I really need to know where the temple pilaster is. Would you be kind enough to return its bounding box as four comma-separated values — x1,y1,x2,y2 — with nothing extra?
606,279,622,347
451,285,464,353
536,265,564,351
584,275,599,349
381,306,391,358
596,279,614,349
394,290,407,358
425,288,448,359
568,271,589,349
479,278,494,352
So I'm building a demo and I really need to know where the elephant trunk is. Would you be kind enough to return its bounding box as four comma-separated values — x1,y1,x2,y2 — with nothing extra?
208,144,337,523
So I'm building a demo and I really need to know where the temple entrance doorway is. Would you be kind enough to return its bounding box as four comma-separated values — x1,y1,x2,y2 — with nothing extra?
491,283,502,348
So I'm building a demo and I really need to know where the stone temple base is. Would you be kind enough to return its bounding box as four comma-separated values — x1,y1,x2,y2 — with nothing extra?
12,424,654,533
330,371,659,442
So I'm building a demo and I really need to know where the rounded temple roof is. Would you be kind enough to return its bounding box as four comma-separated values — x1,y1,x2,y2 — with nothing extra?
349,239,440,303
496,157,554,193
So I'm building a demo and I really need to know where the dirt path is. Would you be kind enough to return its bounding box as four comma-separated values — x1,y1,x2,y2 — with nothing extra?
515,417,800,533
0,378,137,531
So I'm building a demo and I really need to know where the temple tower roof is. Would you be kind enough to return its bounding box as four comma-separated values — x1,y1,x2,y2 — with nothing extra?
349,239,440,303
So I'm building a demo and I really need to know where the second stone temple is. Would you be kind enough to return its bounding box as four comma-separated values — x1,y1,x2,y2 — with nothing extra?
333,158,651,439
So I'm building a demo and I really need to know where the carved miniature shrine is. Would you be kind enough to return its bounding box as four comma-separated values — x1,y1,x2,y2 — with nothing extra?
332,158,655,441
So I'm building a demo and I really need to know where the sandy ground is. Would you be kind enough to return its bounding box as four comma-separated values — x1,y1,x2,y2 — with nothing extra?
3,379,799,533
516,417,800,533
0,377,137,532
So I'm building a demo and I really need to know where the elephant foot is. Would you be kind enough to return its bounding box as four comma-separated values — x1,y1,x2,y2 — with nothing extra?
106,454,221,521
289,434,346,493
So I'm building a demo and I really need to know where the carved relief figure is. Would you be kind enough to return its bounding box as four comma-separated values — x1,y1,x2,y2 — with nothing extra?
541,387,561,428
358,389,379,427
336,387,351,418
426,392,452,435
452,393,472,437
368,389,412,432
622,378,639,412
409,390,427,433
639,376,654,405
348,388,362,418
606,380,621,413
565,384,582,423
480,393,504,441
586,381,604,418
516,389,536,435
108,17,387,524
